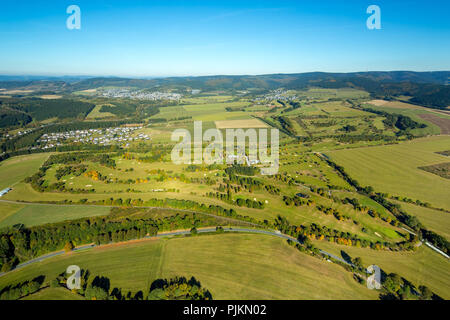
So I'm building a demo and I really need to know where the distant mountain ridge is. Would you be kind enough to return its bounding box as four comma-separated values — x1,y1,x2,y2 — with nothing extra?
1,71,449,109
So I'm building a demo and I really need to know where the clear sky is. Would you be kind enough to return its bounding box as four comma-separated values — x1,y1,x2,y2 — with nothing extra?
0,0,449,77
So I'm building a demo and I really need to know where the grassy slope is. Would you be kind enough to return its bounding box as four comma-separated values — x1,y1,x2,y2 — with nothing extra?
365,100,450,136
326,136,450,209
0,202,24,224
21,287,85,300
392,200,450,240
315,241,450,299
0,233,378,300
0,153,50,190
0,203,110,228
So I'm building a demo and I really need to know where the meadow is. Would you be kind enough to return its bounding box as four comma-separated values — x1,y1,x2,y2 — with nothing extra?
0,153,50,190
315,241,450,299
0,203,109,228
391,200,450,240
365,100,450,136
0,233,378,300
86,104,116,119
326,136,450,209
22,287,85,300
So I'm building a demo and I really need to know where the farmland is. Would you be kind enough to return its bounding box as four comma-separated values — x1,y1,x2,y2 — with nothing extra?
0,153,50,189
326,136,450,209
0,82,449,301
0,202,109,228
0,233,378,300
315,241,450,299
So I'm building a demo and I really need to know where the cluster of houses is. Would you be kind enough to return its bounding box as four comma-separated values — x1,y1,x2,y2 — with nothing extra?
101,88,182,101
3,129,34,140
226,154,260,166
37,126,150,149
253,89,299,103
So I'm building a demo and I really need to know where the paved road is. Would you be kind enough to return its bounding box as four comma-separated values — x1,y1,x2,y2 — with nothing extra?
0,227,352,278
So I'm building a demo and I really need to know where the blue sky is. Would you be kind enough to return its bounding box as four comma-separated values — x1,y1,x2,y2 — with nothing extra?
0,0,449,76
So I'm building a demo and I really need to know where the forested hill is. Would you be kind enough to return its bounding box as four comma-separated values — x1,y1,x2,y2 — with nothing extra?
0,98,95,127
1,71,449,109
69,71,450,109
68,71,450,90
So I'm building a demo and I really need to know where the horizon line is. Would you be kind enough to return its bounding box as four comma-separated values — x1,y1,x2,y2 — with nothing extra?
0,69,449,80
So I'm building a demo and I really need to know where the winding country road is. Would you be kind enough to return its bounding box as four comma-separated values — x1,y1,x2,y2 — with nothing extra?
0,227,353,278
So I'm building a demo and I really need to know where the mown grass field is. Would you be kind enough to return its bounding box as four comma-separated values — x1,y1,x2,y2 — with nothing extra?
86,104,116,119
22,287,85,300
302,88,370,100
391,200,450,240
365,100,450,136
0,153,50,190
0,203,110,228
315,241,450,299
0,233,378,300
152,100,253,122
215,118,268,129
0,202,24,225
326,136,450,209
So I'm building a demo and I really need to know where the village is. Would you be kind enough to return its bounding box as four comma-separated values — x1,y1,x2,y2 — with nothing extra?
37,126,150,149
253,89,299,103
101,88,182,101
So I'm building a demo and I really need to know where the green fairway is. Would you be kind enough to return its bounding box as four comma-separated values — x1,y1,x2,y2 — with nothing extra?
0,203,110,228
0,153,50,190
326,136,450,209
0,233,378,300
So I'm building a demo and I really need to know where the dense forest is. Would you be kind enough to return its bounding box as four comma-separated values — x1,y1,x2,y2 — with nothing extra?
0,107,32,127
0,98,95,122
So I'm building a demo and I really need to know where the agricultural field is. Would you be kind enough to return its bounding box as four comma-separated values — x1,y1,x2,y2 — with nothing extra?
0,153,50,190
301,88,371,100
390,200,450,240
315,241,450,299
215,119,268,129
182,102,252,121
365,100,450,136
22,287,85,300
0,203,109,228
1,84,449,301
0,233,378,300
86,104,116,119
326,136,450,209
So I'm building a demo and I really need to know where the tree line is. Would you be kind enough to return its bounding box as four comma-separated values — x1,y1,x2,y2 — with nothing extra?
0,208,231,272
